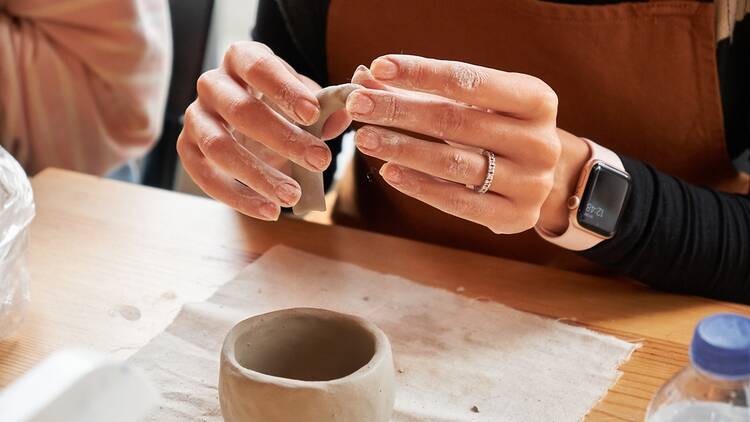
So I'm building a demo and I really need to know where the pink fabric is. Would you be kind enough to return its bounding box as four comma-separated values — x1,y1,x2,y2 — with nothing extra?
0,0,172,175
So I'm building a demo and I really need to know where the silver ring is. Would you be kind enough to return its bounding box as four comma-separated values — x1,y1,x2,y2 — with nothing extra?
472,150,495,194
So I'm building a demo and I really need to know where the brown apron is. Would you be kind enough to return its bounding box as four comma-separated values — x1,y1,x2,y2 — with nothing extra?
326,0,750,272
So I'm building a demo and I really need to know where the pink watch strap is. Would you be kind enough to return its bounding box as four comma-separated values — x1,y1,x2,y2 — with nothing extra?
534,138,625,251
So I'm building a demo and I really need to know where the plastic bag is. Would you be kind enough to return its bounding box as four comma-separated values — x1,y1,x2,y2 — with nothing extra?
0,146,34,340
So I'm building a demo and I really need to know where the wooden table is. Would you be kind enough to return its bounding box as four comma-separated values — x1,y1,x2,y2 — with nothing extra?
2,169,749,420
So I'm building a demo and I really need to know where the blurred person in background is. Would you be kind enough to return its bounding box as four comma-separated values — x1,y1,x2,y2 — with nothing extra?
0,0,171,177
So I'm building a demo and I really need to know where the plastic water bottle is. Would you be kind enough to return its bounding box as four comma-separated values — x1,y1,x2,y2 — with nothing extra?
0,146,35,340
646,313,750,422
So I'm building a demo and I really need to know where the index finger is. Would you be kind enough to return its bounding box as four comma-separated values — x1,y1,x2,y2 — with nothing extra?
369,55,558,119
223,41,321,125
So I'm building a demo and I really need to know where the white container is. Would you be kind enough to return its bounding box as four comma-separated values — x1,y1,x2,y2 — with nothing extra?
646,313,750,422
0,349,158,422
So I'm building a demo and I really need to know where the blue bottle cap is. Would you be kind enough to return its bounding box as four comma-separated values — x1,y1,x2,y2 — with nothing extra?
690,313,750,379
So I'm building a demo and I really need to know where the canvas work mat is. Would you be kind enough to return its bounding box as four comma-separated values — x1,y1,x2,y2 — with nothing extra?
129,246,638,421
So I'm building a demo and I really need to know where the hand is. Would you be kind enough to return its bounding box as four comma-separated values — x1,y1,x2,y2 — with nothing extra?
177,42,352,220
348,55,588,235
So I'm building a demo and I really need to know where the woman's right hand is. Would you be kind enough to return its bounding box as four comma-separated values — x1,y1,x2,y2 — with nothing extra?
177,41,351,220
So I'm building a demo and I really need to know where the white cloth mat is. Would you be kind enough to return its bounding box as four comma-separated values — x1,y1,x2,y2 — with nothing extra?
129,246,637,421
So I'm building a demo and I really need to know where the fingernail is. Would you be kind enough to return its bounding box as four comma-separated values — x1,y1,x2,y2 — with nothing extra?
295,99,319,124
371,58,398,80
259,202,279,220
380,165,403,185
275,183,300,206
305,145,331,170
356,129,380,151
347,92,375,115
355,64,369,73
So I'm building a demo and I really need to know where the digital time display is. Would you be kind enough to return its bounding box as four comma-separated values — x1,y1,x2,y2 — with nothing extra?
585,203,605,218
577,163,631,238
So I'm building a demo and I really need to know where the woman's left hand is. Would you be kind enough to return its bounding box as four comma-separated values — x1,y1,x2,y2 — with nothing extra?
348,55,585,234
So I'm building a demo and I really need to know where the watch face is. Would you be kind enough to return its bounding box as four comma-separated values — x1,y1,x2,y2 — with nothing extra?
577,163,631,238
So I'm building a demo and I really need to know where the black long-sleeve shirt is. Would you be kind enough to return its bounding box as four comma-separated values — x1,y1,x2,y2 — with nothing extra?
253,0,750,303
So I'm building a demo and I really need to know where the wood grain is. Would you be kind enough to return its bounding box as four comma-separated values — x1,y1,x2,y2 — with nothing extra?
1,168,748,421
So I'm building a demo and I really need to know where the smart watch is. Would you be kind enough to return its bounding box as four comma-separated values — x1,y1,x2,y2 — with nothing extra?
535,138,631,251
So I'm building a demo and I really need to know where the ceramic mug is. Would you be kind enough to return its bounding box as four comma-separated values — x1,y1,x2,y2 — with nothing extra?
219,307,395,422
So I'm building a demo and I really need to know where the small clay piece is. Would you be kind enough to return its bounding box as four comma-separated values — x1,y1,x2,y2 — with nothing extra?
219,307,395,422
471,405,480,413
291,84,362,215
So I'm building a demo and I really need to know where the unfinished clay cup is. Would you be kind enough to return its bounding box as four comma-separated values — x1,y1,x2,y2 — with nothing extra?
219,307,395,422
